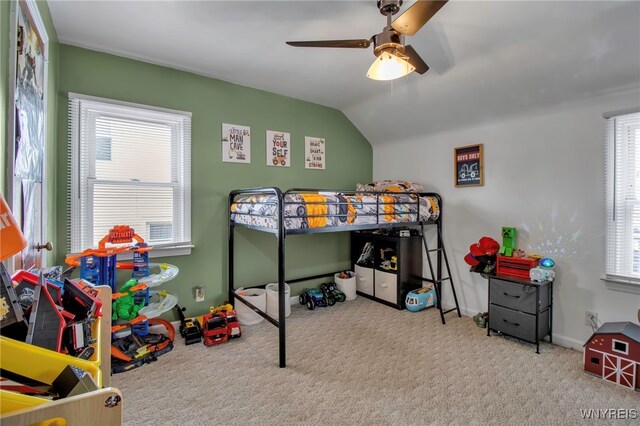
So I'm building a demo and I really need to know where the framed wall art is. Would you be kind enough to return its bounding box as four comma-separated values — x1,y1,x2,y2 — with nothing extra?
454,144,483,187
304,136,325,170
222,123,251,163
266,130,290,167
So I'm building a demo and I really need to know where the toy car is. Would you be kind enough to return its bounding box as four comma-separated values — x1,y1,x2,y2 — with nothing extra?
207,303,241,339
175,304,202,345
405,286,437,312
202,312,228,346
225,310,241,339
299,288,329,310
320,283,345,303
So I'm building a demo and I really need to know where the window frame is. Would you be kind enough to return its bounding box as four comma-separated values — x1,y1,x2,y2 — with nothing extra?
602,108,640,294
68,93,193,257
612,339,629,356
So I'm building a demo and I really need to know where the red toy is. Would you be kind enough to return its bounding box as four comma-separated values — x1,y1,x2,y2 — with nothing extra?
201,304,242,346
583,322,640,391
496,255,539,279
225,310,241,339
202,312,229,346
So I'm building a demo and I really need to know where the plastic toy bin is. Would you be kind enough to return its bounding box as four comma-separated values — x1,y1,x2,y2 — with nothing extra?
0,315,103,415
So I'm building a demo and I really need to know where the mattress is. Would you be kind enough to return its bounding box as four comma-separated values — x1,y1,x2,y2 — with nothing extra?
230,192,439,230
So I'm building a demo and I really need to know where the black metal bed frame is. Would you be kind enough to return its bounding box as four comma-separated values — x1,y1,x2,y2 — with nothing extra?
228,187,460,368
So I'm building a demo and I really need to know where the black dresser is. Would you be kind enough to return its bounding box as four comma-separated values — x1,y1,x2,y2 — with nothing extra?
487,274,553,353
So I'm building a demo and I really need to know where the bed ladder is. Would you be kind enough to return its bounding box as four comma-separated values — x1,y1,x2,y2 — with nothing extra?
420,223,461,325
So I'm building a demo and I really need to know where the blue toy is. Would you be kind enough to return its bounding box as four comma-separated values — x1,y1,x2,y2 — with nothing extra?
530,257,556,282
299,288,330,310
406,286,437,312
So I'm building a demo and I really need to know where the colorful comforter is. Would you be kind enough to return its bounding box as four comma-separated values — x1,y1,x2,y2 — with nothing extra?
230,193,439,230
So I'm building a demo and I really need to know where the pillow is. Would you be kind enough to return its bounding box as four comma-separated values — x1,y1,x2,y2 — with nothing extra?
356,180,424,193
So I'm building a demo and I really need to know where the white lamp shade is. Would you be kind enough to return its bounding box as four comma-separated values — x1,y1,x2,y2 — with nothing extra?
366,51,415,81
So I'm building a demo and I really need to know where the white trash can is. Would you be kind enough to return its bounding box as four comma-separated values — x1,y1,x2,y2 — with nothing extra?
265,282,291,320
335,271,357,300
235,288,266,325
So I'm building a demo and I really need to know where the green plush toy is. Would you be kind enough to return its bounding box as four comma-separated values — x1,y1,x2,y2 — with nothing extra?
112,278,145,321
499,227,517,257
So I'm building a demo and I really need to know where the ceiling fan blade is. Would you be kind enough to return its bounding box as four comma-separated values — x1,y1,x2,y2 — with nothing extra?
392,0,449,36
286,39,371,48
403,45,429,74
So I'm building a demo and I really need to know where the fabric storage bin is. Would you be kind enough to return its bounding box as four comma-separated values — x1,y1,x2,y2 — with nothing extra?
265,283,291,320
235,288,266,325
335,271,357,300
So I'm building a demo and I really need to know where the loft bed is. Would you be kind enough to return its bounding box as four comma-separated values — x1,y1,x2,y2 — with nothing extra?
228,187,460,368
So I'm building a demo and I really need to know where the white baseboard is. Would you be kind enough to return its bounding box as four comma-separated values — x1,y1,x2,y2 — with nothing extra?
546,334,584,351
442,304,583,351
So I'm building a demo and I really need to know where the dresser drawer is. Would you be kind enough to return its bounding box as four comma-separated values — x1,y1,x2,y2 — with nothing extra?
374,270,397,304
490,278,548,314
355,265,373,296
489,304,550,343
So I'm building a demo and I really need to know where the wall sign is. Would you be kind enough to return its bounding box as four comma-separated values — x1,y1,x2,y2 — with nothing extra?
266,130,290,167
305,136,325,170
454,144,483,187
222,123,251,163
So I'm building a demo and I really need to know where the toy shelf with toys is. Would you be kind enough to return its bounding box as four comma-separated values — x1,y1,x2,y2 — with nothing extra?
0,194,123,425
64,225,180,374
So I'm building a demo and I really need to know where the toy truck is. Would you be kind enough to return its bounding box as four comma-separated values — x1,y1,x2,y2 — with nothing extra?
209,303,241,339
201,303,242,346
202,312,229,346
175,304,202,345
225,310,241,339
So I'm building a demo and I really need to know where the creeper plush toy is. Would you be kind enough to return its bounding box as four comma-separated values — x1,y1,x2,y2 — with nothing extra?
499,227,517,257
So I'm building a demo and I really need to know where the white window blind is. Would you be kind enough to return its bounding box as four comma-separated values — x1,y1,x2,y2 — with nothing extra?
605,111,640,284
68,93,191,254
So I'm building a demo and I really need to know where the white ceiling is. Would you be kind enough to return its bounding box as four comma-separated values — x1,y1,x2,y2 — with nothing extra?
49,0,640,145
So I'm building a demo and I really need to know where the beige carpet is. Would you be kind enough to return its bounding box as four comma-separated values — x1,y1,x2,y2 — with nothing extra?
112,298,639,425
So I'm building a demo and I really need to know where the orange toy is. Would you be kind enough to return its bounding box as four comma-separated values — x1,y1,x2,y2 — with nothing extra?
0,194,28,262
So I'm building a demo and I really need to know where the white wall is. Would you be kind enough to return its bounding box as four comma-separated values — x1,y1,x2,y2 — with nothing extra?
374,88,640,350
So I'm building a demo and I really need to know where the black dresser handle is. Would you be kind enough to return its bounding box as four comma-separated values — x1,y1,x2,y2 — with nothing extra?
503,292,520,299
502,319,520,327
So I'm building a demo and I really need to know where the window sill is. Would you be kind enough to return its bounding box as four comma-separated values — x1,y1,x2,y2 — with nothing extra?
601,276,640,295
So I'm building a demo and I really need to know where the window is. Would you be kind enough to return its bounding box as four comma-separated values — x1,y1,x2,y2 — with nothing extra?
590,357,599,365
147,222,173,244
612,339,628,355
96,136,112,161
69,93,191,255
604,111,640,289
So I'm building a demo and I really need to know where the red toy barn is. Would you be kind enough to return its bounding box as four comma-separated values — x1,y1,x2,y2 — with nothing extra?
583,322,640,391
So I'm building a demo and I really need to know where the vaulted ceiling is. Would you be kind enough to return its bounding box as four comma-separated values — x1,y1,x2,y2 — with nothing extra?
49,0,640,145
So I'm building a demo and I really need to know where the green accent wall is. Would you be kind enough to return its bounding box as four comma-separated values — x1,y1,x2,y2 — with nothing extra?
1,0,8,195
1,0,58,266
56,45,372,317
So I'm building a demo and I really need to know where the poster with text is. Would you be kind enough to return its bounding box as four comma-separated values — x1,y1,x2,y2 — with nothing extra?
454,144,483,187
304,136,325,170
222,123,251,163
266,130,290,167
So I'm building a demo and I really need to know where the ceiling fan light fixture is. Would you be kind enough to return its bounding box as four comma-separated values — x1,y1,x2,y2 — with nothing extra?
366,50,415,81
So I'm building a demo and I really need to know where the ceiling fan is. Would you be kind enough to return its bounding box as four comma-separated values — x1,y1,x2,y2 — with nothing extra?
286,0,449,81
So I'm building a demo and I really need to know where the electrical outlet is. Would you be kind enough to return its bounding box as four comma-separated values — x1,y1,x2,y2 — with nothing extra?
195,286,205,302
585,310,598,327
